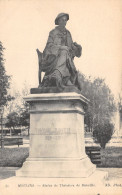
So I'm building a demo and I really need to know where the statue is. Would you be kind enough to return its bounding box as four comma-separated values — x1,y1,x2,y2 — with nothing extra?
36,13,82,92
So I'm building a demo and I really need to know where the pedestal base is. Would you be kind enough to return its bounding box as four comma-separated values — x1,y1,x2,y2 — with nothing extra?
16,155,96,178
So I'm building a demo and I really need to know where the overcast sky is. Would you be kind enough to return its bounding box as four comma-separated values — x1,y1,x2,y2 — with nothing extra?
0,0,121,99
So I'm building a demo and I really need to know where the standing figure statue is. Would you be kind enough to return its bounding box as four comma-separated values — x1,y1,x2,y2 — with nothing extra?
37,13,82,92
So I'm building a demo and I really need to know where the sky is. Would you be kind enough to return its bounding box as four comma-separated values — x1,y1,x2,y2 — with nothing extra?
0,0,122,99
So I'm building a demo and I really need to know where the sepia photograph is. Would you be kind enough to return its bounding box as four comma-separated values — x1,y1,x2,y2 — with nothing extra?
0,0,122,194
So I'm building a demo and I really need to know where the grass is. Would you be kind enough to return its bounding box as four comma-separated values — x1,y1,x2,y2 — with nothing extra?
0,147,122,167
98,147,122,168
0,147,29,167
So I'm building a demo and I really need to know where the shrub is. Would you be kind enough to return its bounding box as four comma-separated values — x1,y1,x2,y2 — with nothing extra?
93,121,114,149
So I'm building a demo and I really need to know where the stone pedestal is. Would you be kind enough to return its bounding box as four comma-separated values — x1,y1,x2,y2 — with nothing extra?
16,92,96,177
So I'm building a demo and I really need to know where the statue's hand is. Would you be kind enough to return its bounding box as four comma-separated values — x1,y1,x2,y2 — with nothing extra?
72,42,82,58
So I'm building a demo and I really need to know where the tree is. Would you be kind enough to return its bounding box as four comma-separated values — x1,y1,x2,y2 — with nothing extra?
118,92,122,112
19,82,30,135
5,82,30,135
6,112,20,134
76,71,116,147
20,106,30,135
93,121,114,149
77,71,116,131
0,41,13,107
5,88,22,116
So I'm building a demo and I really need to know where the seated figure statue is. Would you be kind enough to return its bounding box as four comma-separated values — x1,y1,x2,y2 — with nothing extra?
37,13,82,92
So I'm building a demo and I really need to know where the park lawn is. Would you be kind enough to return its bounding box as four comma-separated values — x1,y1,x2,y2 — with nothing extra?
0,147,29,167
98,146,122,168
0,147,122,167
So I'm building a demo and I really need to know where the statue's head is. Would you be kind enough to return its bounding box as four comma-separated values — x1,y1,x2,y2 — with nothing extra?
55,13,69,27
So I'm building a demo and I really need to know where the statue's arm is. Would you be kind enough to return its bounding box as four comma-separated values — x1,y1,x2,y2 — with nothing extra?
46,31,54,48
66,30,82,58
44,31,61,55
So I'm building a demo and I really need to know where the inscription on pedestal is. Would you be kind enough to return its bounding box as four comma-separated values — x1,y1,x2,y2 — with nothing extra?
31,127,76,135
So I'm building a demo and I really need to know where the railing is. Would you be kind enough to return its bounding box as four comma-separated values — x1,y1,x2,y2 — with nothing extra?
0,137,23,147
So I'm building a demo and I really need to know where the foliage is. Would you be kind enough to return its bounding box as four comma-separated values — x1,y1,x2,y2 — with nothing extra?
98,146,122,168
20,103,30,128
118,92,122,112
0,41,13,107
77,71,116,131
76,71,116,147
0,148,29,167
5,112,20,130
5,83,30,134
19,82,30,132
93,121,114,148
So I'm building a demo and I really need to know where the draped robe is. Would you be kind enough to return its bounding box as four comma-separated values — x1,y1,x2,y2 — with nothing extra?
41,26,81,89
